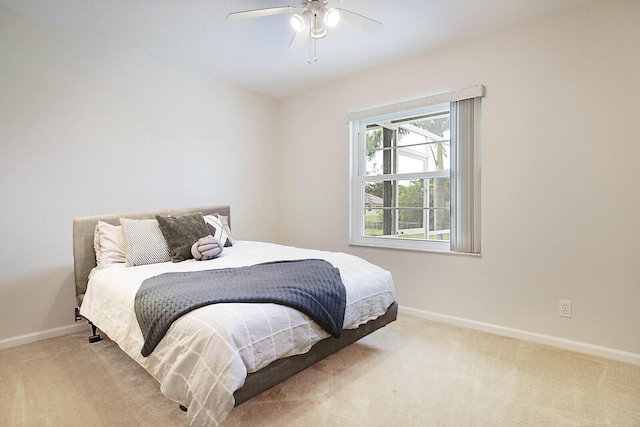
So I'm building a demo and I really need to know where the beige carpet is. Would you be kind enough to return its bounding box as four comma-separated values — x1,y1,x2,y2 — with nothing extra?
1,314,639,426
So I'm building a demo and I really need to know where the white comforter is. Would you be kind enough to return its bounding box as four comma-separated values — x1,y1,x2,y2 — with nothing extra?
80,241,395,426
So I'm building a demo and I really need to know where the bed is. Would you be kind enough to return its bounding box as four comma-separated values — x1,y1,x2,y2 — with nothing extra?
73,205,397,426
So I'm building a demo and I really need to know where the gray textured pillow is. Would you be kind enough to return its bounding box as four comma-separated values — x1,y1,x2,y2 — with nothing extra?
156,213,210,263
120,218,171,267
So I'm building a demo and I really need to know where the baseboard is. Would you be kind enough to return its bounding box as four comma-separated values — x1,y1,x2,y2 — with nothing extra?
0,322,89,351
399,305,640,366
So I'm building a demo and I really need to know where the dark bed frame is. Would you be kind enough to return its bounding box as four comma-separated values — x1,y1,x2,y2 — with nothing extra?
72,204,397,407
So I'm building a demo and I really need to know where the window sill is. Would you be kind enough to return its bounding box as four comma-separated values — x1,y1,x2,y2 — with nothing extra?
349,237,481,256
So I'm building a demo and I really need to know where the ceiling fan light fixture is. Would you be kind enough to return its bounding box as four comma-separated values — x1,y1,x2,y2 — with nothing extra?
228,1,383,63
310,14,326,39
324,8,340,28
290,13,306,32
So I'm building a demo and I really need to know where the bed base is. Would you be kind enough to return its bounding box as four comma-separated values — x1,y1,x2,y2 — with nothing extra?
178,302,397,412
80,301,397,412
233,301,398,406
75,307,102,343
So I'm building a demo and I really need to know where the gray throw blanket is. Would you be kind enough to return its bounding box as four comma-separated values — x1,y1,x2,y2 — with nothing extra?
135,259,346,357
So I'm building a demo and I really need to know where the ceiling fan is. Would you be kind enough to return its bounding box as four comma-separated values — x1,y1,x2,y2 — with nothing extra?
228,0,382,63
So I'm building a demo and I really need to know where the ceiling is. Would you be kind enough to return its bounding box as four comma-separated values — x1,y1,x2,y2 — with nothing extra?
1,0,590,98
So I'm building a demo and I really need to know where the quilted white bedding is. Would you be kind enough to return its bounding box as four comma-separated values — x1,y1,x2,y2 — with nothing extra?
79,241,395,427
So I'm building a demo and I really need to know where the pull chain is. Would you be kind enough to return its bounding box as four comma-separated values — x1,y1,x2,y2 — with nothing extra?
308,36,318,63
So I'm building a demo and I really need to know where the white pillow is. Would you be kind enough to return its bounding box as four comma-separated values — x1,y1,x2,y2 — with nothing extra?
203,214,233,247
94,221,125,268
120,218,171,267
93,224,102,266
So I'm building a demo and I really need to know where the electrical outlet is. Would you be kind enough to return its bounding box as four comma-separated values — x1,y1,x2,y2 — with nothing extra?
559,300,572,318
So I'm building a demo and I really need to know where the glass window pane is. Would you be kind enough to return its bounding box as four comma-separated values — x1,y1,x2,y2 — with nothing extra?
366,144,451,176
425,177,450,209
362,207,450,241
365,109,451,177
365,145,383,175
364,208,384,237
397,112,450,147
362,178,450,242
364,179,450,208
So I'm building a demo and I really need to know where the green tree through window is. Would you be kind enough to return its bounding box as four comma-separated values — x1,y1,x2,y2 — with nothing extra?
363,109,450,240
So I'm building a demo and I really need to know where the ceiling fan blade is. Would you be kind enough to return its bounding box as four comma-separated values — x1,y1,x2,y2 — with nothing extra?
228,6,297,20
289,30,309,49
336,8,383,32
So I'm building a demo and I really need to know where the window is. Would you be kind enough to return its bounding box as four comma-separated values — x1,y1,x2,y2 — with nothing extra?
348,86,483,254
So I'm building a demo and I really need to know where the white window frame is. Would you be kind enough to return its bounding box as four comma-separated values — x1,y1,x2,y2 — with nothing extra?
348,85,483,254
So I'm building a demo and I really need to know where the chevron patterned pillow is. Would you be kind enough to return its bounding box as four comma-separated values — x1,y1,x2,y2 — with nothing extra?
203,214,233,247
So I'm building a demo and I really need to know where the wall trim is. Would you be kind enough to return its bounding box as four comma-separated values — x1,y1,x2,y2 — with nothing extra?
399,305,640,366
346,84,484,122
0,322,88,351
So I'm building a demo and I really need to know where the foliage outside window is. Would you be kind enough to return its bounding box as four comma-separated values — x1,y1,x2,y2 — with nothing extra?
364,105,450,241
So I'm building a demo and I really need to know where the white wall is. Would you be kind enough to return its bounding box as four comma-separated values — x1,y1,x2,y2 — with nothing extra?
2,0,639,362
278,0,640,357
0,6,280,344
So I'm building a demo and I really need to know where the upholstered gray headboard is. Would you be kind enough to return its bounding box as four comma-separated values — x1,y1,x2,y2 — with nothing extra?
72,205,231,307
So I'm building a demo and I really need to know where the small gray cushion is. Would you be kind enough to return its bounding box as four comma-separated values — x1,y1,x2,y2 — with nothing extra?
156,213,210,263
191,235,224,260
